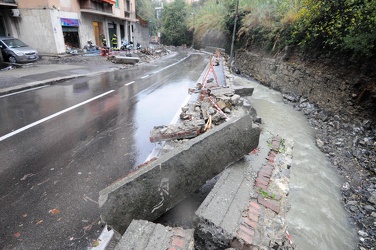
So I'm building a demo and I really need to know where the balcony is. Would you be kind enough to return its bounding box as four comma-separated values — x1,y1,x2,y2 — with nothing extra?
124,10,130,18
79,0,114,14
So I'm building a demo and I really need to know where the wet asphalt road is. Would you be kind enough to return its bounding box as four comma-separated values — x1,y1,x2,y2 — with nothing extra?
0,51,208,249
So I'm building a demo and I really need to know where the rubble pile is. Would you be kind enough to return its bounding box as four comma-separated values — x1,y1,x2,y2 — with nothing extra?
150,58,252,143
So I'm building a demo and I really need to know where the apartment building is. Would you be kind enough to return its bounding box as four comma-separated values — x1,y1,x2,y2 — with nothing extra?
0,0,138,54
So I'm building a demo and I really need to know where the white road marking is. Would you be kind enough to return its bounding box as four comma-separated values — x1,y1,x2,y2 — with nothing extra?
0,90,115,142
125,81,135,86
152,55,189,74
141,74,150,79
0,86,48,98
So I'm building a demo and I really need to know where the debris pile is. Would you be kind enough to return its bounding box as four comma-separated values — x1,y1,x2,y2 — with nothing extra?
150,55,254,143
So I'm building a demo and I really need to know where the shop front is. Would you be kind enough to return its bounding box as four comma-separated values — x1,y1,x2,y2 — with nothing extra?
61,18,80,51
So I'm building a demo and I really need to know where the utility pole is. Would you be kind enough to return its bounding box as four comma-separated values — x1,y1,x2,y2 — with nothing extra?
191,13,195,48
229,0,239,68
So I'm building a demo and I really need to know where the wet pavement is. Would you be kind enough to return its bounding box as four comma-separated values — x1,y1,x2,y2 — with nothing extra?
0,50,210,249
0,54,125,94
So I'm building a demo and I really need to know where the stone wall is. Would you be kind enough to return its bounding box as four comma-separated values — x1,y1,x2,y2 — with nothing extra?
198,29,229,52
235,50,356,113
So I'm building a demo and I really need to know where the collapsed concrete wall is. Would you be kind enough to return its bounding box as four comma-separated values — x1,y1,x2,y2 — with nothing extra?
99,114,261,234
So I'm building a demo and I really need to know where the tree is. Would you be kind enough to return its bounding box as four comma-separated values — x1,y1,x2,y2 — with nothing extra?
136,0,155,21
162,0,191,46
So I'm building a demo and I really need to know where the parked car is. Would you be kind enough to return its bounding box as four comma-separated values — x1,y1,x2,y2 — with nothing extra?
0,36,39,63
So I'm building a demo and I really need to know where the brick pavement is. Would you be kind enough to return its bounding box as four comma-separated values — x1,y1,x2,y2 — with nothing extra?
196,135,295,249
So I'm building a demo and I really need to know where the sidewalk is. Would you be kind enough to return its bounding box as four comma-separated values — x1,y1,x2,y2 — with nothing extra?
0,53,126,96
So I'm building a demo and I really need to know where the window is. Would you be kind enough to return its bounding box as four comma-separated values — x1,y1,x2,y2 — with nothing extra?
115,0,119,8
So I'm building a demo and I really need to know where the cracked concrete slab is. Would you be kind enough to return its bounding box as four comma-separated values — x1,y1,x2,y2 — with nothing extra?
99,114,261,234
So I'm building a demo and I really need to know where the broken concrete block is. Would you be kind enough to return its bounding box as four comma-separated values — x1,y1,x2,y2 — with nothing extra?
195,160,254,249
113,56,140,64
114,220,194,250
233,86,254,96
224,108,231,114
231,94,241,105
210,87,235,98
216,99,227,110
149,121,204,143
99,114,261,234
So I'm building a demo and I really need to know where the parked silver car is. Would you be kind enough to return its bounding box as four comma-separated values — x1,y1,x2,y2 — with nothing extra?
0,36,39,63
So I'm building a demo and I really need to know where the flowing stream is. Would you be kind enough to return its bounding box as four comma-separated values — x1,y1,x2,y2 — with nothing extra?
235,75,357,250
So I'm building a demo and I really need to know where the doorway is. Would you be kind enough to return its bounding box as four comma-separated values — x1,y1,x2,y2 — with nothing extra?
62,26,80,49
120,24,125,41
93,21,104,46
108,22,117,47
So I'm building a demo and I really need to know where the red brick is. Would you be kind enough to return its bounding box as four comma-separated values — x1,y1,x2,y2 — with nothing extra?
236,230,253,245
257,195,280,213
249,206,260,215
248,206,260,216
172,227,185,238
268,151,277,157
258,170,271,178
170,237,184,248
261,164,273,173
255,182,268,190
249,201,261,211
256,177,269,186
239,224,255,236
268,155,275,163
243,217,258,230
248,210,259,222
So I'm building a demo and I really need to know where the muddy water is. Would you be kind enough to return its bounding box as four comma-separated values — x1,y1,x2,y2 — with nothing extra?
234,76,357,250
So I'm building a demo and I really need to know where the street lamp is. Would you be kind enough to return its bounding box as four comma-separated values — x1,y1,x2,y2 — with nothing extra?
191,13,195,48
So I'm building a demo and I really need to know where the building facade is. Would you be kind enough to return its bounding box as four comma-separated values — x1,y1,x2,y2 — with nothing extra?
0,0,138,54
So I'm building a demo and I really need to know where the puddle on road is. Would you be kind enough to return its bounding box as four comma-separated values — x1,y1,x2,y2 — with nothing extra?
235,76,357,250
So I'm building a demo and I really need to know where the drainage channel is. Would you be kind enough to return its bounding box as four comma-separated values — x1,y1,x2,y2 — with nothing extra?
155,73,358,250
234,75,357,250
98,68,357,250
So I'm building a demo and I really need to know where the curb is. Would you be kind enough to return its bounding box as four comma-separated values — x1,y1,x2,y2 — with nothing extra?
0,67,123,97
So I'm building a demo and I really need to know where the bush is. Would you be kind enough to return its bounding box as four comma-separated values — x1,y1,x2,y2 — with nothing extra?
292,0,376,58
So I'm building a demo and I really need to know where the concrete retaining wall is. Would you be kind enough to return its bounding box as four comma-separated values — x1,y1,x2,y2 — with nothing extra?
99,114,261,234
235,50,355,113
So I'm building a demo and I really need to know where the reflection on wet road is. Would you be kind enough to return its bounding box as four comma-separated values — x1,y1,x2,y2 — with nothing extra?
0,51,208,249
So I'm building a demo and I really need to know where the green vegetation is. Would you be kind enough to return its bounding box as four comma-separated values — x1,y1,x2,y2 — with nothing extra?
137,0,375,59
292,0,376,58
188,0,376,59
161,0,192,46
258,188,277,200
136,0,159,36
